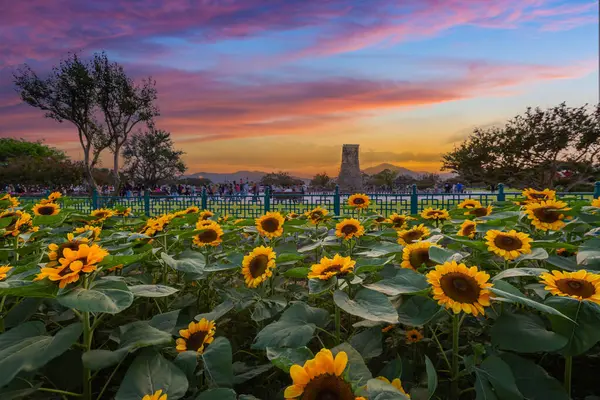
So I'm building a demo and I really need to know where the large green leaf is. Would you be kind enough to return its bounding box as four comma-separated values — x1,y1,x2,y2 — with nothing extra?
363,269,429,296
0,279,57,298
233,362,272,385
149,310,180,333
365,378,410,400
397,296,443,326
57,279,134,314
196,388,237,400
251,296,287,322
545,297,600,356
492,268,548,281
514,248,548,262
500,353,568,400
473,355,523,400
489,280,570,320
356,242,404,257
195,300,235,322
334,289,398,323
129,284,178,297
161,250,207,274
284,267,309,278
576,238,600,269
349,327,383,359
115,349,188,400
546,256,578,271
332,343,372,387
425,356,438,400
428,246,464,264
491,312,567,353
33,213,68,227
83,349,128,371
201,337,234,388
266,347,313,373
308,277,336,294
253,302,329,349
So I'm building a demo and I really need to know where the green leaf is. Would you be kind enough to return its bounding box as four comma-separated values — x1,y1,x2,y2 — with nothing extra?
196,388,237,400
332,343,373,387
118,321,173,352
489,280,570,320
4,298,42,329
445,235,488,251
251,296,287,322
277,253,305,263
284,267,309,278
545,297,600,356
491,312,567,353
253,302,329,349
195,300,234,322
129,284,178,297
0,279,57,298
161,250,206,274
363,269,429,296
425,356,438,400
334,289,398,323
83,349,128,371
149,310,180,333
174,351,198,382
233,362,272,385
349,327,383,359
366,378,410,399
397,296,443,326
577,239,600,269
378,357,402,382
515,247,548,262
428,246,464,264
492,268,548,281
356,242,404,258
546,256,578,271
201,337,234,388
266,347,313,373
33,213,68,227
500,353,568,400
115,349,188,400
308,277,336,294
474,355,523,400
57,279,134,314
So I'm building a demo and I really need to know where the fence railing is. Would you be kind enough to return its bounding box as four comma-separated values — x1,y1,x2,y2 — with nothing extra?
16,182,600,218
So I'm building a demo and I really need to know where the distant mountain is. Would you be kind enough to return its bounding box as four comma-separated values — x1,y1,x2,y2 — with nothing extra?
362,163,456,179
185,170,310,183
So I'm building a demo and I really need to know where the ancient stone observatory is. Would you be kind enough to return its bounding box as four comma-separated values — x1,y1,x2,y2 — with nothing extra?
338,144,363,193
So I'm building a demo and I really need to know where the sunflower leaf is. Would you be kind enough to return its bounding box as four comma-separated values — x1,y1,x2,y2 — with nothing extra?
489,281,571,320
129,284,178,298
363,269,429,296
492,268,548,281
545,297,600,356
201,337,234,388
500,353,569,400
334,289,399,323
266,347,313,373
57,279,134,314
491,312,568,353
332,343,373,387
195,388,237,400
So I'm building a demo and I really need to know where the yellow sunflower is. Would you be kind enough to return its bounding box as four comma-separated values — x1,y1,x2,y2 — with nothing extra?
335,218,365,240
73,225,101,241
376,377,410,398
176,318,216,354
218,214,230,223
308,254,355,280
485,230,532,260
464,205,492,218
396,224,430,246
0,265,12,281
181,206,199,215
241,246,276,288
142,390,167,400
426,261,492,316
592,198,600,208
193,221,223,247
256,212,285,239
0,194,19,209
47,233,90,267
421,207,450,221
199,210,214,220
1,210,35,237
284,349,351,400
401,241,438,270
387,213,411,230
556,248,577,257
90,208,115,222
32,202,60,216
524,200,570,231
539,270,600,304
348,193,370,209
286,212,299,220
457,199,482,209
305,206,329,224
48,192,62,202
457,220,477,239
35,243,108,288
522,188,556,202
405,329,423,344
141,214,174,236
115,207,132,217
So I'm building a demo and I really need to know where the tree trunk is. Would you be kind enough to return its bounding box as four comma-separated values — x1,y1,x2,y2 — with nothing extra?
112,143,121,196
83,146,99,195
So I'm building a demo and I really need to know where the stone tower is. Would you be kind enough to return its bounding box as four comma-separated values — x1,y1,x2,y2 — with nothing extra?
338,144,363,193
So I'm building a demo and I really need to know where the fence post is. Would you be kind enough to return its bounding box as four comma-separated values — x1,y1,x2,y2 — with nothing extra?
201,187,208,210
91,189,98,210
410,184,418,215
594,181,600,199
144,190,150,216
334,185,341,216
497,183,505,202
264,186,271,213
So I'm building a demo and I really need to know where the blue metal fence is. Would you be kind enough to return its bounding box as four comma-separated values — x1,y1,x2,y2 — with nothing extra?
15,182,600,218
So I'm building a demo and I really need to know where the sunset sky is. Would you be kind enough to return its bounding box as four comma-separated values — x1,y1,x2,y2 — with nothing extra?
0,0,598,177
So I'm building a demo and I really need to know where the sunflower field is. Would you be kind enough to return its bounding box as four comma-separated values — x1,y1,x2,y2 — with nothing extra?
0,189,600,400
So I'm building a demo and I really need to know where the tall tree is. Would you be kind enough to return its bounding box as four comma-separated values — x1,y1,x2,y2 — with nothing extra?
442,103,600,189
93,52,159,194
310,172,335,190
368,168,398,190
13,53,106,192
0,138,66,162
122,129,186,188
260,172,304,188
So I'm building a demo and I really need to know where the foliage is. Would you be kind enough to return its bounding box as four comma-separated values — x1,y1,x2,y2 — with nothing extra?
260,171,304,188
122,128,186,187
368,169,398,190
442,102,600,189
0,138,66,163
309,172,335,191
0,188,599,399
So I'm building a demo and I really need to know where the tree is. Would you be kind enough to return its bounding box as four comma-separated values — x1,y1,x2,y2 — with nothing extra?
310,173,335,190
368,168,398,190
93,52,159,194
122,129,186,188
260,172,304,188
14,53,105,192
442,103,600,189
0,138,66,162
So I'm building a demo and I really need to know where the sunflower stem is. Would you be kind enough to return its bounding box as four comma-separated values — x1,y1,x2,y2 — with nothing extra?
564,355,573,397
82,311,92,400
451,313,461,400
38,388,82,397
13,236,19,263
335,304,341,345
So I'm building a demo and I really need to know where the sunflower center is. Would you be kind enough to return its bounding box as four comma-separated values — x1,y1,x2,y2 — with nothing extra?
321,265,343,275
38,205,56,215
402,230,423,243
532,207,561,223
375,217,386,223
409,248,434,268
311,211,323,220
341,224,358,235
440,272,481,303
470,207,488,217
530,193,548,200
411,334,418,339
392,217,406,227
95,212,109,219
462,225,475,236
249,255,269,278
352,198,365,205
301,374,355,400
261,218,280,233
197,229,218,243
186,331,208,352
493,235,523,251
555,278,595,298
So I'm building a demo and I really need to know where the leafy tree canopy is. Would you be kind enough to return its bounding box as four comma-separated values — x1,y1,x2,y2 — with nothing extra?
260,172,304,188
0,138,66,163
